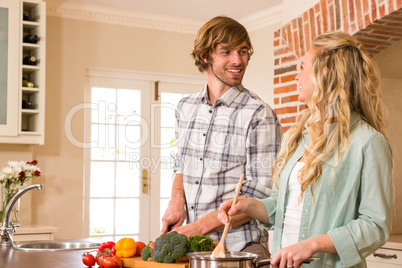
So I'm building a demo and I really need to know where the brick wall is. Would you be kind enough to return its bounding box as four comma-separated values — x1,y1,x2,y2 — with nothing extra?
273,0,402,132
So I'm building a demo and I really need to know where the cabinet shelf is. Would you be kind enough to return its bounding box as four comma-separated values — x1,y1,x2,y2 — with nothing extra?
23,21,39,30
0,0,45,144
23,43,40,50
22,65,40,71
22,87,40,92
21,109,39,114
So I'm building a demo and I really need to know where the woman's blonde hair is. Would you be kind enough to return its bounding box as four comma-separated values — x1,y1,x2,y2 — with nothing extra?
191,16,253,73
272,31,388,201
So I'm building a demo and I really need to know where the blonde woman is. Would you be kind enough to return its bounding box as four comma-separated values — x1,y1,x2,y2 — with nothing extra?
218,31,393,268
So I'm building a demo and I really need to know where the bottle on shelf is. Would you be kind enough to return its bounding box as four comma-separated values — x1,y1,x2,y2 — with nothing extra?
23,34,38,44
22,100,34,109
23,11,33,21
23,56,37,65
22,78,34,88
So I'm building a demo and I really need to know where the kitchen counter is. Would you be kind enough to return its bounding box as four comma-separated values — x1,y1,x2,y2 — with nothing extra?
1,242,90,268
16,224,59,235
0,239,189,268
2,235,401,268
13,224,59,242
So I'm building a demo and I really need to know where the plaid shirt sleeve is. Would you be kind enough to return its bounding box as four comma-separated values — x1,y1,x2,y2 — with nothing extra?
242,103,282,199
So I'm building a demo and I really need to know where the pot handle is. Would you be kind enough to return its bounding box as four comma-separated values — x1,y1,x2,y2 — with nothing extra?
254,257,321,267
254,259,271,268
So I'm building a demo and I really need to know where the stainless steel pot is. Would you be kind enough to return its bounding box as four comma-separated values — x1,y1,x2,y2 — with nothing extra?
187,251,320,268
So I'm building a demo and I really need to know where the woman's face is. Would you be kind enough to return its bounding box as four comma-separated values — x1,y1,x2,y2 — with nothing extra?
296,49,316,103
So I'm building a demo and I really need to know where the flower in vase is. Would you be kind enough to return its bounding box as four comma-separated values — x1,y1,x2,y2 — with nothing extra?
0,160,41,222
0,160,41,189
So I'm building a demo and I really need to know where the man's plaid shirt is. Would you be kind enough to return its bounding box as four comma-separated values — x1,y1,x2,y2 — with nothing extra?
174,84,282,251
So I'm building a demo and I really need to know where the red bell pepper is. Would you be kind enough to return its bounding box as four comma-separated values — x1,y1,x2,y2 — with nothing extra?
98,241,116,255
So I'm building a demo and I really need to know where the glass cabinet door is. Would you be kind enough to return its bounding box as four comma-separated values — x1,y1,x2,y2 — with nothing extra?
0,0,19,136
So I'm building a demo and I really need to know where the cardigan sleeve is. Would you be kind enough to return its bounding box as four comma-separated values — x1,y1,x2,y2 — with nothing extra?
328,132,393,267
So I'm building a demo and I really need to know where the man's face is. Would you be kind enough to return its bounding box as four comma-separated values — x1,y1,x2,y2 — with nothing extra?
207,41,249,90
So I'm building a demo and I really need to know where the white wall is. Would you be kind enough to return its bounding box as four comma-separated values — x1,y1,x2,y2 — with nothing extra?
381,77,402,234
374,39,402,234
283,0,320,24
245,22,282,106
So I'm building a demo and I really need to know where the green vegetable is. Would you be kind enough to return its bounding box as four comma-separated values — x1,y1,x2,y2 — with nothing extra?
151,231,188,263
141,241,152,261
188,234,215,253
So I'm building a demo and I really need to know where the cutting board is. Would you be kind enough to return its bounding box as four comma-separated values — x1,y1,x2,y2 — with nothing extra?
122,256,189,268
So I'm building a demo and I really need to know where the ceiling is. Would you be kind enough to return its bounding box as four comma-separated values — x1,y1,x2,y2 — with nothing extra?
47,0,283,22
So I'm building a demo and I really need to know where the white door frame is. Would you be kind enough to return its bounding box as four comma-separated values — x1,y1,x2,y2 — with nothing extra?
83,67,204,242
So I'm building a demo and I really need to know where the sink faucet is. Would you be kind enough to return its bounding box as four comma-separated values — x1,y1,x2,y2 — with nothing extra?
1,183,43,247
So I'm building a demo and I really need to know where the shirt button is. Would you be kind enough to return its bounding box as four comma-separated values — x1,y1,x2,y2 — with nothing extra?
304,209,309,213
199,158,203,161
302,234,306,238
209,110,213,114
195,181,199,185
191,206,194,209
203,133,206,136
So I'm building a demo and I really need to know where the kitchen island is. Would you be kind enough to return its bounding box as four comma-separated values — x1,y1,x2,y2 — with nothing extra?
0,241,189,268
1,245,89,268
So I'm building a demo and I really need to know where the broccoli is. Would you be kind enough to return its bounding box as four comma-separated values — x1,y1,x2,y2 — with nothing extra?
188,234,215,253
151,231,188,263
141,241,152,261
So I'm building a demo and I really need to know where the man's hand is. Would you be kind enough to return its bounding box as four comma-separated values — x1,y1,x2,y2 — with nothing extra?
171,221,203,237
160,197,187,235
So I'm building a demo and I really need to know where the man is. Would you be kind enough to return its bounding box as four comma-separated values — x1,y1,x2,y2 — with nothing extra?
161,16,282,258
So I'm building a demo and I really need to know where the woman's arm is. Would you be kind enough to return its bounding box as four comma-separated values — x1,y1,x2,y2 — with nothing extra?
217,197,270,228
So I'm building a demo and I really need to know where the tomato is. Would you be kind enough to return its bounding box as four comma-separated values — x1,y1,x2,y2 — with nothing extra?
103,257,116,268
149,241,155,251
95,254,104,267
134,241,147,256
82,253,95,267
96,252,112,267
112,255,123,268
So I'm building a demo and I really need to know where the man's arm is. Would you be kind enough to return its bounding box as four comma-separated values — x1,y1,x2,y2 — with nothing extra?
172,197,252,237
160,174,187,234
242,105,282,200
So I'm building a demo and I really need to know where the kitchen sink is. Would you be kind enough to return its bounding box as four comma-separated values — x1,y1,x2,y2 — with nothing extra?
14,240,101,251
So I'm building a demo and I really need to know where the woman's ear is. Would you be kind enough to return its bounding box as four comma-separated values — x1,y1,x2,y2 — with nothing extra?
323,67,329,76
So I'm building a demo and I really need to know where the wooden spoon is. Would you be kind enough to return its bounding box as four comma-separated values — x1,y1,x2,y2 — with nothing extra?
212,173,245,258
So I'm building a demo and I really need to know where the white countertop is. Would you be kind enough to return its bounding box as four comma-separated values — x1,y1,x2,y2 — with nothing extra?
15,224,59,235
382,234,402,251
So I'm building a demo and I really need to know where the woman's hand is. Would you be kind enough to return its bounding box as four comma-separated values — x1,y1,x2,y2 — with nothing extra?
217,198,247,229
217,198,269,228
270,240,315,268
270,234,335,268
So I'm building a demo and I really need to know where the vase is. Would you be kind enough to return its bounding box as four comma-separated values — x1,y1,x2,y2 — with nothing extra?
0,187,20,223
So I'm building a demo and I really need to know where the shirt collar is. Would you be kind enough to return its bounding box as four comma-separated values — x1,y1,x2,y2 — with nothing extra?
301,111,362,135
200,83,245,107
349,111,361,129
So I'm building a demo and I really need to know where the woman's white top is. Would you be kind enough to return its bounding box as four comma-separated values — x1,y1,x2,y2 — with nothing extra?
281,161,305,248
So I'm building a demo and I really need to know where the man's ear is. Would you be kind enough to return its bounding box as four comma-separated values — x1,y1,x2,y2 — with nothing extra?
200,53,208,63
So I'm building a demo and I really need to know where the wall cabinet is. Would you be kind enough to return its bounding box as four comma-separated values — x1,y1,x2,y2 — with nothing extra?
0,0,45,145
